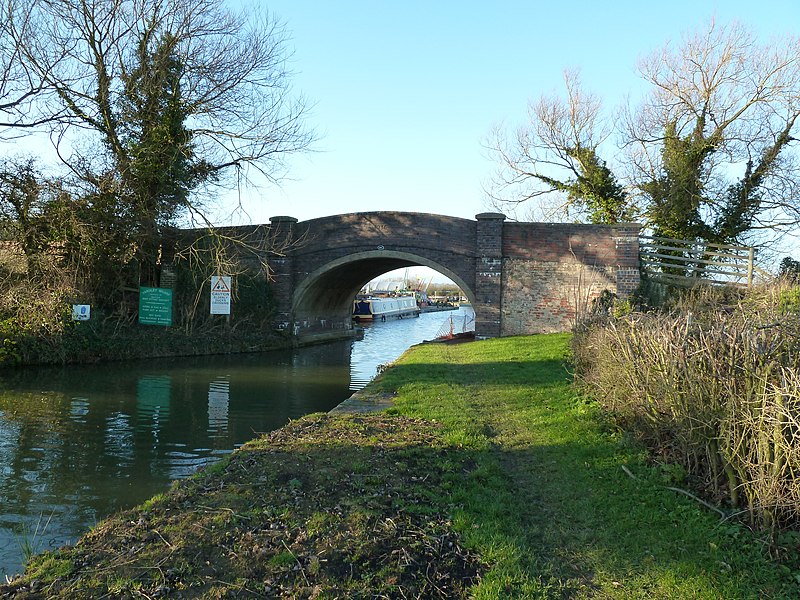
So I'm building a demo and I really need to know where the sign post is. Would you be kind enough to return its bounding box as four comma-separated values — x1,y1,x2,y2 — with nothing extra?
138,287,173,326
210,276,232,315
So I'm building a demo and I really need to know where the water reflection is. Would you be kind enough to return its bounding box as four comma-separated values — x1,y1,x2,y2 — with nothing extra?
0,307,472,577
69,399,89,423
0,351,336,576
104,413,134,465
349,307,473,389
208,378,230,432
137,375,172,433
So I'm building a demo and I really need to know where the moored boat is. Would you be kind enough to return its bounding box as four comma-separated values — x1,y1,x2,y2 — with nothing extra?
353,295,421,321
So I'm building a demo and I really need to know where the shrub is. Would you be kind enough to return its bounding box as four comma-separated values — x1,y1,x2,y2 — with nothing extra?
0,279,77,365
573,281,800,534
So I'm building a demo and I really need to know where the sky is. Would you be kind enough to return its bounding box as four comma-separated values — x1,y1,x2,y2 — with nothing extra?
223,0,800,229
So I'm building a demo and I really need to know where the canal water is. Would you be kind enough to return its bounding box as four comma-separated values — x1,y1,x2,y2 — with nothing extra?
0,307,473,577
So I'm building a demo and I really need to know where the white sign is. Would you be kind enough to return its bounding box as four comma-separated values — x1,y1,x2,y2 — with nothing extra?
210,276,232,315
71,304,91,321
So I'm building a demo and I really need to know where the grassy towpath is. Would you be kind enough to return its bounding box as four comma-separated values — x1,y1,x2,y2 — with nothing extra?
374,333,797,599
1,334,797,598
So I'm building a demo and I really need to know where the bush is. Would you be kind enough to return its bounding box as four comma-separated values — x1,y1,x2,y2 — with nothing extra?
573,281,800,534
0,279,77,365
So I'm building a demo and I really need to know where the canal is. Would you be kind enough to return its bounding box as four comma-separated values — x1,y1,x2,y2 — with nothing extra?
0,307,473,577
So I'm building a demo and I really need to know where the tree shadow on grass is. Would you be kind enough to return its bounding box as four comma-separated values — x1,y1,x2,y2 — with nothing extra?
471,441,797,599
377,359,572,389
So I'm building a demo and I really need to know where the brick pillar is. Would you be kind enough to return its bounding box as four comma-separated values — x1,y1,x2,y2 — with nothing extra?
158,228,178,289
474,213,506,338
267,216,298,331
614,225,641,298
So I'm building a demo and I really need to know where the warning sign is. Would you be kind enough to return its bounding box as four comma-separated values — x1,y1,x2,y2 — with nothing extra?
210,275,232,315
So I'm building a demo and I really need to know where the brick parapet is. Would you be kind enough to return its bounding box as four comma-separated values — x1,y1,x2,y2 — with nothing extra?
198,214,642,338
613,224,641,297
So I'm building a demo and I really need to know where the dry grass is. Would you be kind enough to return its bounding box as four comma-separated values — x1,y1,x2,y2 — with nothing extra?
0,414,484,599
573,282,800,535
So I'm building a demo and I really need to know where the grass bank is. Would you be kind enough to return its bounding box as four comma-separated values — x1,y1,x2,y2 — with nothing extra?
2,334,797,598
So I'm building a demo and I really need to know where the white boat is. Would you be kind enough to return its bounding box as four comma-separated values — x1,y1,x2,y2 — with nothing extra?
353,295,421,321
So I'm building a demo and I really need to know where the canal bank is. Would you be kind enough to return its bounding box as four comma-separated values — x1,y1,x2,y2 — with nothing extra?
0,323,335,370
2,333,795,599
0,309,472,578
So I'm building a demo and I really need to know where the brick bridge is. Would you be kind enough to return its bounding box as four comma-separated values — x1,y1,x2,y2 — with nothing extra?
252,212,640,342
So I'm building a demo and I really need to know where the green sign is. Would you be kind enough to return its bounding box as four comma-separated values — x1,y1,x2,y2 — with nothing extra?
139,287,173,326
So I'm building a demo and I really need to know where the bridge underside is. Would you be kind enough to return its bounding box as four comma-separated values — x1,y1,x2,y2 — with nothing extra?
293,257,416,328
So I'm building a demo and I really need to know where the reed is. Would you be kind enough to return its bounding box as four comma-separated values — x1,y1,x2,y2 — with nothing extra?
573,281,800,533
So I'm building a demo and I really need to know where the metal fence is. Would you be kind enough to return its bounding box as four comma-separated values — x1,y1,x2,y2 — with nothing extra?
434,313,476,340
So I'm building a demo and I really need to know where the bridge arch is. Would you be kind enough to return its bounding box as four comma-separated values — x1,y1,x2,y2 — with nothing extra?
291,250,476,328
261,211,640,342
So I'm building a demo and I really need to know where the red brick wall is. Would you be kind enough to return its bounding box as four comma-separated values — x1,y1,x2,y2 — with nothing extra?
500,223,640,334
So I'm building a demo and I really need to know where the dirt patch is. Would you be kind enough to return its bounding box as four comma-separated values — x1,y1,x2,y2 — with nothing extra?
1,414,484,599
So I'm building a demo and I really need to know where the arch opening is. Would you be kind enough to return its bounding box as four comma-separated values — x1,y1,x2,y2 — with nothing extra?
291,250,475,332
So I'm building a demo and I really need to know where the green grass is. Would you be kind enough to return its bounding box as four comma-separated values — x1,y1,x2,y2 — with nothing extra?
377,334,799,599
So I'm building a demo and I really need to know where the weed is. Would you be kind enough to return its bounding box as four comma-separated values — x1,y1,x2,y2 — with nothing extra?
21,555,72,581
658,462,688,486
269,551,296,568
14,511,55,567
573,281,800,534
777,287,800,313
305,512,333,537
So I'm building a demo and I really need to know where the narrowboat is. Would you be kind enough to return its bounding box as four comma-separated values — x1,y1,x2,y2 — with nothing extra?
352,295,421,321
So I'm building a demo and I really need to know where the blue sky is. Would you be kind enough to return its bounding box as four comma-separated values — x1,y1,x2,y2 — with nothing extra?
225,0,800,228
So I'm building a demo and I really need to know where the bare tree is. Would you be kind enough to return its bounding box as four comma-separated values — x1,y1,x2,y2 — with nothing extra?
485,70,633,224
621,20,800,246
0,7,59,130
488,21,800,251
3,0,312,181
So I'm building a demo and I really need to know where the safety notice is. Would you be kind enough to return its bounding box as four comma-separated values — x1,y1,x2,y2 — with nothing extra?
210,275,232,315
